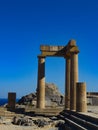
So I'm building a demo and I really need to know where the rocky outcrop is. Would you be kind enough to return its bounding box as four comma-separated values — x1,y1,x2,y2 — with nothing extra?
18,93,36,105
45,83,64,106
18,83,64,107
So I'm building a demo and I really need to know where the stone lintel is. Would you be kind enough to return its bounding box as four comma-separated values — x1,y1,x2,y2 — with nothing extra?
40,45,65,52
41,52,59,57
39,40,79,57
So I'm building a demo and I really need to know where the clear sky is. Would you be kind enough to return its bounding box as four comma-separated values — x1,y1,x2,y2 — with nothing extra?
0,0,98,98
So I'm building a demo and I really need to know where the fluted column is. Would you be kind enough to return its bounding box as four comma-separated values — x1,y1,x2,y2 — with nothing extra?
70,53,78,111
65,57,70,110
37,56,45,109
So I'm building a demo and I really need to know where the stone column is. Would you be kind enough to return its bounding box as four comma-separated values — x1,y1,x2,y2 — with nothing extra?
70,53,78,111
37,56,45,109
65,57,70,110
8,92,16,109
76,82,87,112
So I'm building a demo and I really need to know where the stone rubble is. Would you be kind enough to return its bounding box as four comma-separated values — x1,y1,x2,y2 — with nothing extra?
12,115,66,129
13,116,34,126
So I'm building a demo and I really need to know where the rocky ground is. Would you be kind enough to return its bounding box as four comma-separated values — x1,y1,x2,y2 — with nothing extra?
0,105,98,130
0,114,65,130
1,106,98,128
0,83,98,130
0,83,65,130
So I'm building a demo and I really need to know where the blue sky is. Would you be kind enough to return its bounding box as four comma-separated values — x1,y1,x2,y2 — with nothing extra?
0,0,98,98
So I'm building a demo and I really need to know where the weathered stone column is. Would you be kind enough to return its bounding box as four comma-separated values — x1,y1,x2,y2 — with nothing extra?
70,53,78,111
8,92,16,109
37,56,45,109
65,57,70,110
76,82,87,112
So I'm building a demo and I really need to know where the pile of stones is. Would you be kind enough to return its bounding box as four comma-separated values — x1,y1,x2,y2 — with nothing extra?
13,116,50,127
13,116,34,126
12,116,66,129
33,119,49,127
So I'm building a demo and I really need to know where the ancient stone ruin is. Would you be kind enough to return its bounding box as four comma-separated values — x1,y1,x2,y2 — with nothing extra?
36,39,87,112
2,40,98,130
7,40,87,113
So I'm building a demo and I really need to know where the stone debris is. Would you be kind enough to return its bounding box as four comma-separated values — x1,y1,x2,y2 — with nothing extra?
33,119,49,127
12,115,67,129
0,114,72,130
13,116,51,127
13,116,34,126
51,120,65,128
55,121,65,128
50,116,58,120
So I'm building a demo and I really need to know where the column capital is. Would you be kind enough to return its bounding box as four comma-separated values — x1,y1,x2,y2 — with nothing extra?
70,47,79,55
64,55,71,59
